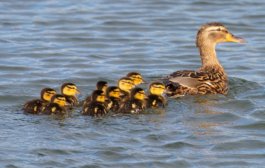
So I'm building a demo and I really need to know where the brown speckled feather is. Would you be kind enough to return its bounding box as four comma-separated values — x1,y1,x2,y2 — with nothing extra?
164,66,228,97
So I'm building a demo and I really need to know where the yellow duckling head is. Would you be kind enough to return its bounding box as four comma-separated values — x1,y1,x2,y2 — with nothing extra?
149,82,165,96
106,86,121,99
51,94,68,107
92,90,106,103
118,77,135,93
41,88,57,102
126,72,145,85
61,82,80,97
131,87,146,101
96,81,108,94
196,22,245,48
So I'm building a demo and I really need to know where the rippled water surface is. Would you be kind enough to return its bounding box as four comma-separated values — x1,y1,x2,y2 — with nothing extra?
1,0,265,167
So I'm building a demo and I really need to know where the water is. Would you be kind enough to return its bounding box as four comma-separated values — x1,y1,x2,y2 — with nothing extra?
0,0,265,167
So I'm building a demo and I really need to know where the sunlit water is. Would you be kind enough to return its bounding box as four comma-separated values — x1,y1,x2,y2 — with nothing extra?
0,0,265,167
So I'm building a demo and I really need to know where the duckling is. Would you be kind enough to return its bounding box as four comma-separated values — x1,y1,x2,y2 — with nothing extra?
106,86,122,112
42,94,68,115
163,22,245,97
82,90,108,117
23,88,56,114
83,81,108,107
118,77,135,103
126,72,145,86
146,82,166,108
119,87,146,114
61,82,80,107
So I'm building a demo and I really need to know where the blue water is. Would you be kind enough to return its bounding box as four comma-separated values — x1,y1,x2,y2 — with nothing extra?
0,0,265,167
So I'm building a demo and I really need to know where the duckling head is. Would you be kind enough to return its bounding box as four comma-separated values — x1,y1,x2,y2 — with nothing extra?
118,77,135,93
61,82,80,97
51,94,67,107
196,22,245,48
96,81,108,94
92,90,106,103
41,88,57,102
106,86,121,99
149,82,165,96
126,72,145,85
131,87,146,101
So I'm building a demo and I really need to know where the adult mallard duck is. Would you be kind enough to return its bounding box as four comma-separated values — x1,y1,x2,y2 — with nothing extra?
23,88,56,114
164,22,245,97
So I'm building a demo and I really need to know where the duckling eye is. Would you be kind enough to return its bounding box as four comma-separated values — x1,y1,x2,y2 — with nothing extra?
58,97,65,101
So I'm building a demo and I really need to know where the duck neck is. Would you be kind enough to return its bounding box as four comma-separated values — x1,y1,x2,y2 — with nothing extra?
199,42,222,70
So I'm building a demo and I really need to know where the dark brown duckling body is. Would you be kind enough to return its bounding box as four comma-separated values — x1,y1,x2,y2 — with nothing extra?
83,81,108,107
146,95,166,108
120,99,146,114
107,97,121,112
82,90,108,117
23,99,46,114
82,102,107,117
42,103,67,115
119,87,146,114
23,88,56,114
42,94,68,115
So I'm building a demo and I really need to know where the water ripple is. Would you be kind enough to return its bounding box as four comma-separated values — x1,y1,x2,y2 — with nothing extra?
0,0,265,168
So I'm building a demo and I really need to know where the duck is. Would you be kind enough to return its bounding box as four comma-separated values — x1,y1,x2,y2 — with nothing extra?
146,82,167,108
105,86,122,112
82,90,108,117
126,72,145,86
117,77,135,103
61,82,80,107
42,94,68,115
119,87,146,114
163,22,245,97
83,81,108,107
23,88,56,114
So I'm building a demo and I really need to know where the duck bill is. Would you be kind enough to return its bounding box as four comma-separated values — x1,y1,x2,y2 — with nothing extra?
226,34,245,43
